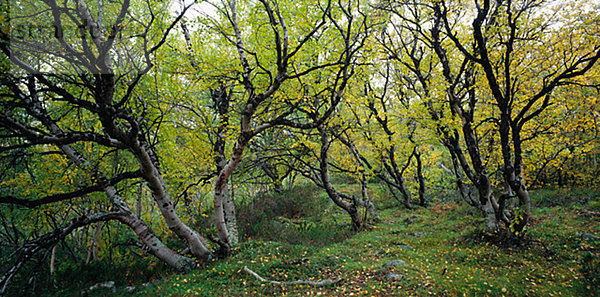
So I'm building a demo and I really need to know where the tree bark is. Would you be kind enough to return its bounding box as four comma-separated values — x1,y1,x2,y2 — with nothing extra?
49,246,57,275
24,96,201,270
318,125,363,231
85,222,102,264
430,7,501,231
383,149,413,209
448,150,478,207
414,148,426,207
130,143,212,261
212,84,239,250
223,187,239,247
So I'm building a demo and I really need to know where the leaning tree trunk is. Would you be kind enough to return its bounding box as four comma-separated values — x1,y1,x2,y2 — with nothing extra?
130,143,212,261
95,74,212,260
447,150,479,206
63,144,199,270
339,132,378,222
429,7,502,233
383,148,413,209
26,95,200,270
114,200,197,272
212,127,253,255
318,125,363,231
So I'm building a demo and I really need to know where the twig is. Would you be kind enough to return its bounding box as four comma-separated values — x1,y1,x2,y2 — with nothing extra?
488,246,496,261
243,266,342,286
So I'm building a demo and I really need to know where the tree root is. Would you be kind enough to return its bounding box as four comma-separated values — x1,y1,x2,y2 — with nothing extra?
243,266,342,286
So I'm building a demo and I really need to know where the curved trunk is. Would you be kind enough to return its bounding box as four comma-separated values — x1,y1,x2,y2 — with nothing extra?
213,133,250,255
93,62,211,260
476,173,501,232
64,151,198,269
499,112,530,234
318,125,362,231
27,96,199,269
482,200,499,233
131,143,211,261
212,99,256,254
389,148,413,209
115,205,196,272
382,148,413,209
104,183,197,271
508,125,531,233
448,150,478,206
502,161,531,234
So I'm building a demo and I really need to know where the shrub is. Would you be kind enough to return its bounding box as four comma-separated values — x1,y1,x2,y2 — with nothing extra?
236,183,350,246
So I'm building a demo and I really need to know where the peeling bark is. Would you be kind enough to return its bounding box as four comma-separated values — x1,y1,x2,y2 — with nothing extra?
130,142,211,260
212,85,239,249
223,188,239,247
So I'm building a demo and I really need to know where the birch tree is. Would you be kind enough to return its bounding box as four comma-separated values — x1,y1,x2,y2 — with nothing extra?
0,1,211,289
185,0,369,254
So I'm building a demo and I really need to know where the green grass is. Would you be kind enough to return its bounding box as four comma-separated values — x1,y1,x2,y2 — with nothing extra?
61,187,600,296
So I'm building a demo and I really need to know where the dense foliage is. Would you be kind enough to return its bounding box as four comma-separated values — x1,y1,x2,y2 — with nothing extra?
1,0,599,295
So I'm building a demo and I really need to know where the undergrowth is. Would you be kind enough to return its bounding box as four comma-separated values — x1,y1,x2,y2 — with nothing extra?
38,186,600,296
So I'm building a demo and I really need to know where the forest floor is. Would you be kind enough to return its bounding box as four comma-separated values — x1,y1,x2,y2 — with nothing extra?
53,186,600,297
89,187,599,297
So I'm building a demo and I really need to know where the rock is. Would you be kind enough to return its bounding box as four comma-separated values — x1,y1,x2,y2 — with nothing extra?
386,273,404,281
581,233,599,242
383,259,408,268
398,245,411,250
89,281,115,291
411,232,426,237
125,286,136,294
82,281,116,295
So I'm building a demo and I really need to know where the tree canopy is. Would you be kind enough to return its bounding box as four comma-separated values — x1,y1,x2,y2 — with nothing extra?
1,0,599,294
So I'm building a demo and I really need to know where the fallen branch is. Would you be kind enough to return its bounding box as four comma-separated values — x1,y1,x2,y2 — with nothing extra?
243,266,342,286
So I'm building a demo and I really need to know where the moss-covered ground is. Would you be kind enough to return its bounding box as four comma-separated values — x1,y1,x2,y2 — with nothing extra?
91,188,600,297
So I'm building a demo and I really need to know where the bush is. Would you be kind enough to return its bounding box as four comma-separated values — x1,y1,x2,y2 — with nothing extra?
236,184,350,246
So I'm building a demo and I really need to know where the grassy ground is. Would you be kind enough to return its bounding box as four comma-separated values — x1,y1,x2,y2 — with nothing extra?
79,187,599,297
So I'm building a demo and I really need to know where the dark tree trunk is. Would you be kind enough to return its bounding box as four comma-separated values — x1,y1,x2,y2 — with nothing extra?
318,125,363,231
414,148,426,207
